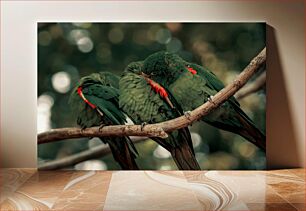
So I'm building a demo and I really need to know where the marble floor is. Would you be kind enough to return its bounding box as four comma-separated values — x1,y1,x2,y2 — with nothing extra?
0,169,304,210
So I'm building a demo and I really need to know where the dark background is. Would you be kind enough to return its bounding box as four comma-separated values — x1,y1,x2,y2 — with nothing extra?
38,23,266,170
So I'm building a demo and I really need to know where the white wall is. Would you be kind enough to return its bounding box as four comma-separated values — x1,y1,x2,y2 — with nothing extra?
1,1,304,168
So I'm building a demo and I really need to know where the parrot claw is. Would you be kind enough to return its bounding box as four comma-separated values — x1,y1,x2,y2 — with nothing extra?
208,95,216,105
171,107,177,111
141,122,147,131
184,111,192,120
98,124,106,132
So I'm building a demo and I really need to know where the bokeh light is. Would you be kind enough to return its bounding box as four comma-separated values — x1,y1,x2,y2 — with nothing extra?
159,165,172,170
73,22,92,29
88,137,103,148
108,27,124,44
155,28,171,44
166,37,182,53
75,160,107,170
96,43,112,64
191,132,202,148
37,94,54,133
68,29,89,44
153,145,172,159
38,31,52,46
51,71,71,93
77,37,94,53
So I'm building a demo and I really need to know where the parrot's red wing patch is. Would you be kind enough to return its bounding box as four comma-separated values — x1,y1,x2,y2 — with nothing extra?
77,86,97,109
148,80,169,98
145,78,174,108
186,66,197,75
141,72,174,108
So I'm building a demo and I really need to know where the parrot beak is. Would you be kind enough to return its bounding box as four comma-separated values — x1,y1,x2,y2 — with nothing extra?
141,72,150,78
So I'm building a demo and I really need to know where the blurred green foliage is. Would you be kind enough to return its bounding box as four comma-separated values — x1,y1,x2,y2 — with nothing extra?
38,23,266,170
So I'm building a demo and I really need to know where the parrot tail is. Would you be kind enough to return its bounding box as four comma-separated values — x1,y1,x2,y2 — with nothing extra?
170,146,201,170
170,128,201,170
152,128,200,170
207,105,266,152
235,112,266,152
103,137,139,170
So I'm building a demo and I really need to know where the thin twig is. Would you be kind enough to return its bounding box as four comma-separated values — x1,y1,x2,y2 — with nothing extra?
235,71,266,100
38,136,148,170
37,47,266,145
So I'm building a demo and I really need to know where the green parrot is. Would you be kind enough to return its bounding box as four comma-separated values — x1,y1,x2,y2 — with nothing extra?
119,62,201,170
142,51,266,151
69,72,139,170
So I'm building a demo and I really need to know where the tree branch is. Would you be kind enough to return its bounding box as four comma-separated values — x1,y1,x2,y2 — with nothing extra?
38,125,168,144
235,71,266,100
37,47,266,145
38,136,148,170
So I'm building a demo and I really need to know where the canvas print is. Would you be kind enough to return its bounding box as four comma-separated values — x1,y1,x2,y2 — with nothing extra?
38,23,266,170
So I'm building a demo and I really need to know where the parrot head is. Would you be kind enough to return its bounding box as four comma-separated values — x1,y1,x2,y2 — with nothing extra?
99,72,120,89
124,61,144,75
143,51,189,86
78,73,101,86
77,72,119,88
69,72,119,109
